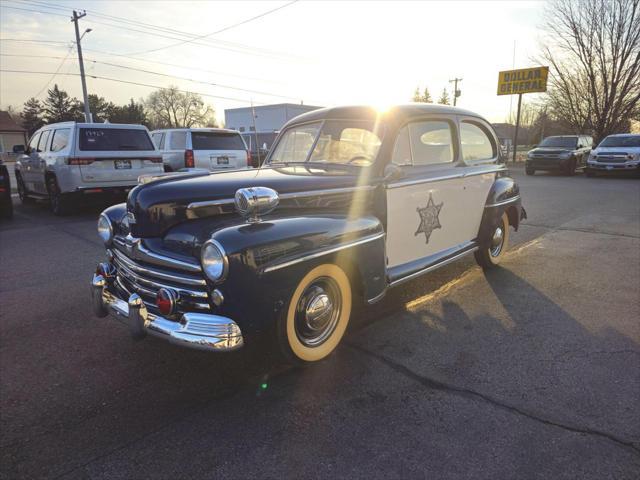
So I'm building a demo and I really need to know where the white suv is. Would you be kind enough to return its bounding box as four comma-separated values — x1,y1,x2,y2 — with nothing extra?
151,128,249,172
586,133,640,177
15,122,162,215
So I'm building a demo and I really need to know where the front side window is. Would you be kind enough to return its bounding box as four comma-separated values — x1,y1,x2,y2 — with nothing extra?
28,132,41,152
408,121,454,166
79,128,154,151
37,130,50,152
392,126,411,166
170,131,187,150
151,132,165,149
50,128,71,152
191,132,245,150
461,122,495,161
270,120,383,166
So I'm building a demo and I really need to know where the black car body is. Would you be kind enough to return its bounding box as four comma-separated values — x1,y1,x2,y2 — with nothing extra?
91,104,525,364
0,160,13,219
526,135,593,175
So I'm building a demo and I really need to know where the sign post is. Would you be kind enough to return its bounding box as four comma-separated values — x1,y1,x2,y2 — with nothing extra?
497,66,548,163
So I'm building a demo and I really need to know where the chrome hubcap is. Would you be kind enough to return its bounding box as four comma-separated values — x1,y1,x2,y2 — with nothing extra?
490,226,504,257
295,277,341,347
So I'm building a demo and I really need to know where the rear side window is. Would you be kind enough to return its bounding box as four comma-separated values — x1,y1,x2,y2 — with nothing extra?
191,132,245,150
408,121,455,165
151,133,165,149
37,130,50,152
170,131,187,149
461,122,495,161
50,128,71,152
78,128,154,151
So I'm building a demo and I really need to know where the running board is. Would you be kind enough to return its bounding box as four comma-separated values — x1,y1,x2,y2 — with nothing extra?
387,241,478,288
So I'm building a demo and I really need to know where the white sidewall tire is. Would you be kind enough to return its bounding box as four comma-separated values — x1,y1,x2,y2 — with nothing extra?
284,263,352,363
487,212,510,266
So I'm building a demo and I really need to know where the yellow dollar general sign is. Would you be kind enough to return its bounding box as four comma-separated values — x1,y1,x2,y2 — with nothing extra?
497,66,549,95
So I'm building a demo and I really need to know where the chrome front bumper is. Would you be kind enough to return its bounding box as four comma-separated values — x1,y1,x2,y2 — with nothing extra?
91,274,243,351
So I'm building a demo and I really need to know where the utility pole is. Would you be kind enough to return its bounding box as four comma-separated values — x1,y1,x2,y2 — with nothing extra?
449,77,462,106
72,10,91,122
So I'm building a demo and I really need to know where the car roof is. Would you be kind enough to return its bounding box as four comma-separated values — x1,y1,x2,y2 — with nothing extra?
40,122,147,129
605,133,639,137
286,103,485,126
151,127,238,134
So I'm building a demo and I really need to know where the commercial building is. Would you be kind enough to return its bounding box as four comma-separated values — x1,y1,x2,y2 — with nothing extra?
224,103,322,135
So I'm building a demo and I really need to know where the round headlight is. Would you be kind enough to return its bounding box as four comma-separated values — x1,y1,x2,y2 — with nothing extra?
97,214,113,245
201,240,228,282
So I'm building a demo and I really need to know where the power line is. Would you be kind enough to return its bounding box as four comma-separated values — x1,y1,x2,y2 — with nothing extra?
124,0,300,56
0,53,306,101
0,38,285,84
7,1,301,60
0,69,267,104
32,44,75,98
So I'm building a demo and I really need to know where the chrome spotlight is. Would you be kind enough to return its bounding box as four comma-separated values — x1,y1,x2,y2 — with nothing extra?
234,187,279,223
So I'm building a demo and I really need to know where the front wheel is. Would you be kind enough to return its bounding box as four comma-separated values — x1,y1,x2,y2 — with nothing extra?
475,212,510,269
585,169,596,177
16,173,34,204
277,263,352,364
564,158,577,176
525,166,535,176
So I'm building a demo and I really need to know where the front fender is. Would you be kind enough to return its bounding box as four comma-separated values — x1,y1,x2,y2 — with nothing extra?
477,175,525,247
209,214,386,334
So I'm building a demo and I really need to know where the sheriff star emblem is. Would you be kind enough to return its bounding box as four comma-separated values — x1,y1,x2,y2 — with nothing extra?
415,193,444,243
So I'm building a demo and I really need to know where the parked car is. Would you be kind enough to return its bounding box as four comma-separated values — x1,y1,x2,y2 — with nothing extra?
241,132,278,167
0,159,12,219
91,104,526,364
585,134,640,177
15,122,162,215
525,135,593,175
151,128,249,172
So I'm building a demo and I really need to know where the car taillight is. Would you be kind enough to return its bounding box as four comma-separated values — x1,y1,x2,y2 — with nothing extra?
68,157,95,165
149,157,163,163
185,149,194,168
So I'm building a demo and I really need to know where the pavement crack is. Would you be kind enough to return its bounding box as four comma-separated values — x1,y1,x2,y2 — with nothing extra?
346,342,640,456
522,222,640,239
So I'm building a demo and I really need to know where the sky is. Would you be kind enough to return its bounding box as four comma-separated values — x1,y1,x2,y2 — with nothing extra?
0,0,547,125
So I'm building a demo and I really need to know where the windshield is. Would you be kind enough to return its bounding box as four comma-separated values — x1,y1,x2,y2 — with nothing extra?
269,120,383,166
79,128,154,151
191,132,245,150
598,135,640,148
539,136,578,148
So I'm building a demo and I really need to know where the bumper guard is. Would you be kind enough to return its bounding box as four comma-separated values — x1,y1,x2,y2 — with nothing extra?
91,274,243,351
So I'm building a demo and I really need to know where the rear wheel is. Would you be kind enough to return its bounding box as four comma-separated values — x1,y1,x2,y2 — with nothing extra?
47,176,73,216
277,263,352,364
475,212,510,269
0,197,13,219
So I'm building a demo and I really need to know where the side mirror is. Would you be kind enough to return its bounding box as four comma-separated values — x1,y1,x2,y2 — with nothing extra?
12,144,25,154
383,163,404,182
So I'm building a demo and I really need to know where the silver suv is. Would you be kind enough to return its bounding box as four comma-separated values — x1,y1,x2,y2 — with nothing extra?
151,128,249,172
16,122,162,215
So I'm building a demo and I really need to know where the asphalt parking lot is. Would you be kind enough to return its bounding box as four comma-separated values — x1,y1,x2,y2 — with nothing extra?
1,169,639,479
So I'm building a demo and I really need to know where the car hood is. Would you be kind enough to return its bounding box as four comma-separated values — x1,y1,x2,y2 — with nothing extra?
593,146,640,155
127,165,369,238
528,147,573,155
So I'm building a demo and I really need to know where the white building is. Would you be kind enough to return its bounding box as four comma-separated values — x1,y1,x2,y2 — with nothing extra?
224,103,322,134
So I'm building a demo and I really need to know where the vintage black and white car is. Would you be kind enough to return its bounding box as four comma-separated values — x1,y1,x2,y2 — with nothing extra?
91,104,526,364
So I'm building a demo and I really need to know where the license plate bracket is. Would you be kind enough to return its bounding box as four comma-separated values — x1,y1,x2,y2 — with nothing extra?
114,159,132,170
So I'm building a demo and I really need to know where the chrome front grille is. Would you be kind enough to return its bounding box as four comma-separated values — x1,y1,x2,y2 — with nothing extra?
597,156,627,163
110,239,210,314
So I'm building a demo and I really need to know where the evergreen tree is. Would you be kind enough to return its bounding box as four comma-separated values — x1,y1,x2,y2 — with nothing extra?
43,84,78,123
111,99,147,125
423,87,432,103
412,87,422,102
79,94,116,122
21,97,45,135
438,88,450,105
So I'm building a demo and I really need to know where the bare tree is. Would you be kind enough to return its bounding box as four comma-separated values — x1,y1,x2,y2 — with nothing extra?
145,86,217,129
540,0,640,142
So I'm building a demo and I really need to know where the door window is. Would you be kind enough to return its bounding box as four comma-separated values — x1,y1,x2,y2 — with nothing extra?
37,130,51,152
408,121,455,165
28,132,41,152
391,126,411,166
50,128,71,152
170,131,187,149
460,122,495,161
